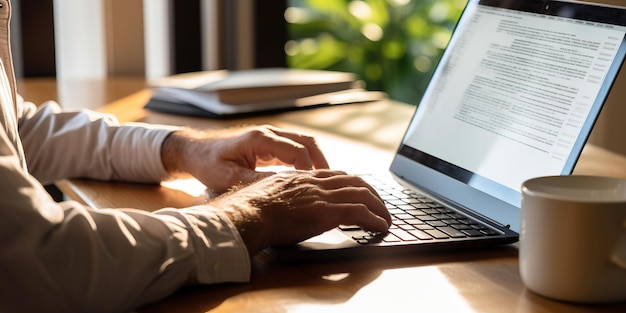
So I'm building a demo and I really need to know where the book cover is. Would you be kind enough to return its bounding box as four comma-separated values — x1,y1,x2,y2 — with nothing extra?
145,68,385,117
150,68,358,103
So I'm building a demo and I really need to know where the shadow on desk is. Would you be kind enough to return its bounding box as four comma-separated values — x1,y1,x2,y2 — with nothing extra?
138,246,519,313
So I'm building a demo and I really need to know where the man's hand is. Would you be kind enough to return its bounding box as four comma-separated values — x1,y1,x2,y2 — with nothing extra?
161,125,329,194
208,170,392,255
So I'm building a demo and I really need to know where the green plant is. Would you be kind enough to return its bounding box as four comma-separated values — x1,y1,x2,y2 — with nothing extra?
286,0,467,105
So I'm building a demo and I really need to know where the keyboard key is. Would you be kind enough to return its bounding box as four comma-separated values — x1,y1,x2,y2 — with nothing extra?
389,228,419,241
462,229,485,237
380,195,396,201
402,198,422,204
385,203,397,210
389,222,404,228
353,232,386,244
438,226,467,238
422,208,440,214
431,213,451,220
388,208,405,216
416,224,434,230
410,203,431,209
427,203,444,208
394,213,415,220
403,208,428,216
391,192,410,199
423,229,449,239
408,229,433,240
451,223,472,230
399,224,417,231
387,199,406,206
418,215,437,222
426,220,447,227
440,219,457,225
404,218,425,225
382,233,402,242
338,225,361,231
348,229,372,239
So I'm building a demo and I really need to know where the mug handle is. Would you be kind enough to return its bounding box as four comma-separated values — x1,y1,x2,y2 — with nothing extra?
610,219,626,269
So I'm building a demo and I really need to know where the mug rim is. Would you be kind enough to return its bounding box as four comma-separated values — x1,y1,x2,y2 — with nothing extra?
522,175,626,203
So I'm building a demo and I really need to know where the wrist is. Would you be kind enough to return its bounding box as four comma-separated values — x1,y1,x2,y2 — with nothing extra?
161,130,188,177
211,195,271,256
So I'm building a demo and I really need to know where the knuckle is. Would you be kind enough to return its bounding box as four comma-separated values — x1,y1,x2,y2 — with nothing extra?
300,133,317,143
246,128,269,139
351,185,374,196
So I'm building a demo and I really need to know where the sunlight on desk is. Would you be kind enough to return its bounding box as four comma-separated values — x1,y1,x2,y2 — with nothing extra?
206,266,471,313
335,267,471,313
161,179,208,198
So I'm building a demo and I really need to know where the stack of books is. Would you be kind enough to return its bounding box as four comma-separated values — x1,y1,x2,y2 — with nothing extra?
144,68,385,118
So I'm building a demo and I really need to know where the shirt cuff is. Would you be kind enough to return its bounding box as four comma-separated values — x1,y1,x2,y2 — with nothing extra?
111,123,181,183
156,205,252,284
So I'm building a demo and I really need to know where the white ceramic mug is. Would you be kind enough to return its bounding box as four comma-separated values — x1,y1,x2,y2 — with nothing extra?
520,175,626,303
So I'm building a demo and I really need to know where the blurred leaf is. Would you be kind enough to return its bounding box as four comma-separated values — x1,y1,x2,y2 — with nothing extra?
287,0,468,105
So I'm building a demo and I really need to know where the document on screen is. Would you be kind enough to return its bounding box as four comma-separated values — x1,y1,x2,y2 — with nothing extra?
404,4,626,190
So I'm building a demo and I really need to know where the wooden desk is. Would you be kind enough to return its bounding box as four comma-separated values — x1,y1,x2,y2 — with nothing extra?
18,78,626,313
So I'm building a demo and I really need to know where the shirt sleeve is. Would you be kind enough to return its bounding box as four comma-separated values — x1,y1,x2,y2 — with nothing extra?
0,124,251,313
17,97,178,185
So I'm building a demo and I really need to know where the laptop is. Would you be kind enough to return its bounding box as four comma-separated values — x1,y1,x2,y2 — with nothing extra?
266,0,626,261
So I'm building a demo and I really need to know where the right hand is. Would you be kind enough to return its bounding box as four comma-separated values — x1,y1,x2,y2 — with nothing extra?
208,170,392,255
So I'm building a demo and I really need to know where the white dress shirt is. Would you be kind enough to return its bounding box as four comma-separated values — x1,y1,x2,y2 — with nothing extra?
0,1,251,312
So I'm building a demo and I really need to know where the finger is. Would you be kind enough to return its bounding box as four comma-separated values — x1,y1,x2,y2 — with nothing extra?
321,186,392,227
273,171,375,195
250,131,316,170
307,173,380,196
330,203,390,233
309,169,347,178
267,126,330,169
267,172,388,224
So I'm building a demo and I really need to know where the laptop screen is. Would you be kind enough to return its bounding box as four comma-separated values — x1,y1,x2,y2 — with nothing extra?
398,0,626,207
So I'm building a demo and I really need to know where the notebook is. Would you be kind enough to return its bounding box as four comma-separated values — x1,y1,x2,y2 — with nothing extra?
266,0,626,261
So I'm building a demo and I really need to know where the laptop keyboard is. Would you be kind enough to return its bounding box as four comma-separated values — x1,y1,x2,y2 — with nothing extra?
340,175,502,244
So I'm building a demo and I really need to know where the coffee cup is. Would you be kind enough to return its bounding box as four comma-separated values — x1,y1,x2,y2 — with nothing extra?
520,175,626,303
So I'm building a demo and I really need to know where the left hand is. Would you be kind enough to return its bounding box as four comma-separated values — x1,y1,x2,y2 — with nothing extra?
161,125,329,194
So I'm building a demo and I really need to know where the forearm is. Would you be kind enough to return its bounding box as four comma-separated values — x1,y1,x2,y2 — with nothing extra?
19,101,176,184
